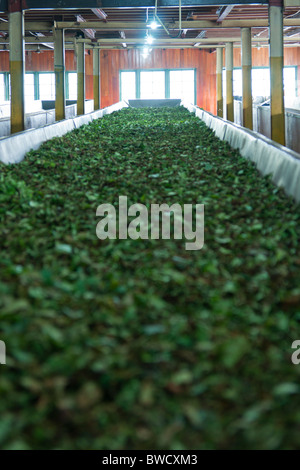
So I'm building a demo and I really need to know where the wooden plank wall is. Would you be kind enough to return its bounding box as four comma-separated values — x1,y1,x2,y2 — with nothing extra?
0,48,217,113
0,46,300,114
100,48,217,113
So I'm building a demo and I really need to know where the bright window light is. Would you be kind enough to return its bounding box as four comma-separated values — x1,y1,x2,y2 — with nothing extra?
251,68,270,98
0,74,5,103
140,71,165,99
39,73,55,100
223,66,297,100
233,69,243,96
68,72,77,100
283,67,296,100
120,71,136,101
25,73,35,102
170,69,195,104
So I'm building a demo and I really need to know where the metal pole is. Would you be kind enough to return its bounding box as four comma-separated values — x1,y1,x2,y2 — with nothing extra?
216,47,223,117
77,41,85,116
269,0,285,145
241,27,253,129
225,42,234,122
54,28,66,121
93,48,100,110
9,0,25,134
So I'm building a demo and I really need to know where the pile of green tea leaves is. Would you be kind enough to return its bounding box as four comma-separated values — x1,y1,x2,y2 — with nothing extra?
1,106,300,450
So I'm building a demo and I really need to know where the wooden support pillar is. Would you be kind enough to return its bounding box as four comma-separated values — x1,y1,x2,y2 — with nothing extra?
54,28,66,121
241,28,253,130
77,41,85,116
225,42,234,122
216,47,223,118
269,0,285,146
9,1,25,134
93,48,100,111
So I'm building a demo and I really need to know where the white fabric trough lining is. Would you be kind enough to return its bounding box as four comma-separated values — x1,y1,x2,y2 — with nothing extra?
182,101,300,203
0,101,128,165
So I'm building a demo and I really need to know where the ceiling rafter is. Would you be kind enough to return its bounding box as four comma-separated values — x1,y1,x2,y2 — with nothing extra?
76,14,96,40
216,5,235,23
75,36,300,45
29,31,54,50
53,18,300,31
194,29,207,46
0,3,299,50
91,8,108,21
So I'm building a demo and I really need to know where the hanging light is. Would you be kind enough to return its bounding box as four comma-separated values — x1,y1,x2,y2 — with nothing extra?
149,20,159,30
142,46,150,58
146,32,154,45
146,4,159,30
146,17,159,29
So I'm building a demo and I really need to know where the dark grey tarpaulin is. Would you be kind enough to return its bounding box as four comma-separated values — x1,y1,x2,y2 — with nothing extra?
128,99,181,108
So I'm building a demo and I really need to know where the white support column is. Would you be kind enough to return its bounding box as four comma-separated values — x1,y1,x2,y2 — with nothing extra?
225,42,234,122
93,48,100,111
54,28,66,121
216,47,223,118
241,27,253,130
9,1,25,134
269,0,285,145
77,41,85,116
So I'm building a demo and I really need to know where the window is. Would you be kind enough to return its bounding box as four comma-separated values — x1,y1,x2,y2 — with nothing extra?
284,67,297,100
120,69,196,103
0,73,5,103
251,68,270,98
25,73,35,102
222,69,244,98
140,71,165,99
223,66,297,100
67,72,77,100
170,69,195,104
233,69,242,97
7,73,11,101
39,73,55,100
120,71,136,101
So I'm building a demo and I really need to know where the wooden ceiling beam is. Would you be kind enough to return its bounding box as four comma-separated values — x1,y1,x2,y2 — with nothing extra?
76,14,96,40
1,18,300,34
0,21,53,31
76,36,300,44
54,18,300,31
